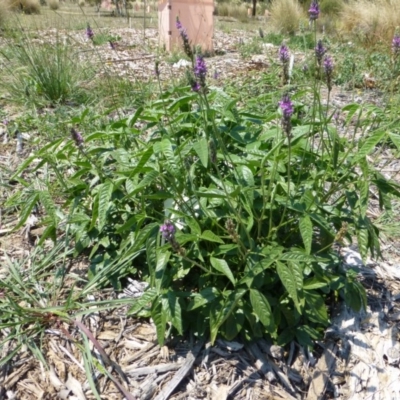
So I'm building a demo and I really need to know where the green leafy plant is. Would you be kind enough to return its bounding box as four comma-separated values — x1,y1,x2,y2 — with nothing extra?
7,16,400,352
11,76,399,348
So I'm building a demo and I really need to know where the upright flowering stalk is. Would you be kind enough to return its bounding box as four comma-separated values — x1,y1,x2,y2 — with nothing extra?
323,55,334,91
279,44,290,84
392,34,400,57
71,128,84,148
279,94,294,137
308,0,320,23
154,60,160,78
176,17,193,59
160,220,183,254
315,40,327,67
194,55,207,89
86,24,94,41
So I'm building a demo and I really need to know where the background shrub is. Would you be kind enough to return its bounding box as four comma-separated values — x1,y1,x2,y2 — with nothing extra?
48,0,59,10
270,0,306,35
340,0,400,44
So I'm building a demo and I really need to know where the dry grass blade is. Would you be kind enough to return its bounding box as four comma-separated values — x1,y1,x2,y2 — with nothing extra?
73,319,135,400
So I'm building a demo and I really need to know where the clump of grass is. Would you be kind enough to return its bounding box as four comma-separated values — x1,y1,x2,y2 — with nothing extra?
215,1,249,23
48,0,59,10
269,0,306,35
340,0,400,45
320,0,343,15
20,0,41,14
1,34,93,105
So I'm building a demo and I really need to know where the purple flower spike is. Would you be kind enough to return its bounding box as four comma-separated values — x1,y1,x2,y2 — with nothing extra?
392,34,400,55
191,81,201,92
279,44,290,64
279,94,294,119
86,24,94,41
315,40,327,65
71,128,84,147
176,17,193,59
160,220,176,241
194,55,207,88
279,94,294,137
323,55,334,76
323,55,334,91
308,0,320,22
3,119,9,126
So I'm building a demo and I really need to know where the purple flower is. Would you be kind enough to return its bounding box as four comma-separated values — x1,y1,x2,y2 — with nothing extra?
279,44,290,64
176,17,193,59
160,220,176,241
191,81,201,92
279,94,293,137
392,34,400,55
3,119,9,126
279,94,294,119
86,24,94,41
315,40,326,65
308,0,320,21
323,56,334,91
71,128,84,147
323,55,334,76
176,19,183,31
194,55,207,88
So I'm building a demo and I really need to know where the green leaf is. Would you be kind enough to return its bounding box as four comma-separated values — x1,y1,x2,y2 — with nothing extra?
343,274,367,312
185,216,201,235
276,261,301,313
223,311,245,341
389,132,400,152
304,291,329,325
280,250,327,262
353,130,385,164
127,106,143,127
303,277,329,290
249,289,275,333
356,216,369,262
277,327,295,346
155,251,170,293
159,138,178,176
166,291,183,335
358,179,369,217
187,287,220,311
151,299,167,346
125,170,159,197
130,145,154,176
210,289,246,344
97,181,114,232
210,257,236,286
193,138,209,168
201,230,224,244
14,191,39,230
39,190,57,224
299,215,313,255
128,288,157,314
